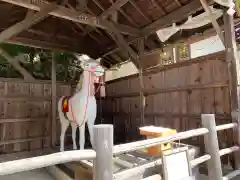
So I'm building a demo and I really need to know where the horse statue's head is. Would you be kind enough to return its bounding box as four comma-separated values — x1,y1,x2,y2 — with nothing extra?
77,55,105,77
75,55,105,92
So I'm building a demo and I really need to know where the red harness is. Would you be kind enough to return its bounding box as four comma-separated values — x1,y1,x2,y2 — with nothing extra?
62,65,103,127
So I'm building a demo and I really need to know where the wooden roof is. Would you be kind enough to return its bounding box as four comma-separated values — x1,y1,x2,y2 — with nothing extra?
0,0,239,68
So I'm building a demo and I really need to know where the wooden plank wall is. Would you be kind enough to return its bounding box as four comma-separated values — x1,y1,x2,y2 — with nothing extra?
0,78,71,154
100,52,234,153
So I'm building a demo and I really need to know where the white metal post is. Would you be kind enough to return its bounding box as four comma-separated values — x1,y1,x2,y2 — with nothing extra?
201,114,223,180
93,124,113,180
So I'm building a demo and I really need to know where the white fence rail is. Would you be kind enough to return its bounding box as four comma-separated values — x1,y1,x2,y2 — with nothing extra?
0,150,96,175
0,114,239,180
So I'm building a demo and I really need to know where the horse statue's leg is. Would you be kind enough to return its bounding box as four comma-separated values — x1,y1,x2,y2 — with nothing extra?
79,123,86,150
60,119,69,152
58,97,70,152
70,122,78,150
87,115,96,147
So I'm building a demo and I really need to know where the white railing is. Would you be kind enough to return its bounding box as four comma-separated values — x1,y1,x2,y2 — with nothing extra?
0,114,239,180
0,150,96,175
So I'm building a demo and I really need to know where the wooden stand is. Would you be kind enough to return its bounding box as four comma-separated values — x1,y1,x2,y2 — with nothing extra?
139,126,177,156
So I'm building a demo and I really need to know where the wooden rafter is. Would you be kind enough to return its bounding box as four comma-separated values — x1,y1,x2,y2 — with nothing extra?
8,36,81,54
0,0,140,36
76,0,87,11
174,0,182,7
0,48,35,80
90,0,137,37
119,8,138,27
152,0,166,15
129,0,151,23
82,0,129,62
0,3,57,43
89,0,139,63
22,28,80,43
199,0,225,45
66,4,102,44
102,21,139,68
101,0,203,58
25,10,35,19
98,0,130,19
141,0,203,35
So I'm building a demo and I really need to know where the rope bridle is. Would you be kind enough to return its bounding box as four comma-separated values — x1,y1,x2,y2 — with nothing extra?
69,64,104,127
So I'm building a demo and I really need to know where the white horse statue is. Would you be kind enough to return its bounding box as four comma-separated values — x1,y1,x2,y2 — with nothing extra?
58,57,105,151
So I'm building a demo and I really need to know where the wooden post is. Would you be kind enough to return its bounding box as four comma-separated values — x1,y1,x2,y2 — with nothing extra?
51,52,57,147
201,114,223,180
138,38,145,125
93,124,113,180
223,11,240,169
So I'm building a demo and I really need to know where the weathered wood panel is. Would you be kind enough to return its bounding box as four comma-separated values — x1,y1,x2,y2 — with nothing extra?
0,78,71,154
101,52,233,155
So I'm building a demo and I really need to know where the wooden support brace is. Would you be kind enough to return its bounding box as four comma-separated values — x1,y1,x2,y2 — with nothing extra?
99,0,130,19
51,53,57,147
199,0,225,45
0,48,35,80
0,3,57,43
138,38,145,125
25,10,35,19
101,21,140,68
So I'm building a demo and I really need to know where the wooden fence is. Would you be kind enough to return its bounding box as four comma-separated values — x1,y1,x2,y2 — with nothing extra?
0,114,239,180
0,78,72,154
100,52,234,151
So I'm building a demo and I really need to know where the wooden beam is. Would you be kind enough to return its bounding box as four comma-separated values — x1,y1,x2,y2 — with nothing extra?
76,0,87,11
199,0,225,45
0,0,140,36
0,48,35,80
223,12,240,169
0,3,57,43
98,0,130,19
101,0,204,58
102,21,139,68
141,0,203,35
7,36,80,53
51,53,57,147
129,0,151,23
138,38,145,125
25,9,35,19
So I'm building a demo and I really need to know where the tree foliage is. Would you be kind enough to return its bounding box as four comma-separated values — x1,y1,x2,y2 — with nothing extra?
0,43,83,83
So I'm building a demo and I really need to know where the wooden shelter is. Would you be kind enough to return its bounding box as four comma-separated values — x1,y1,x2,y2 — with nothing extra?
0,0,239,171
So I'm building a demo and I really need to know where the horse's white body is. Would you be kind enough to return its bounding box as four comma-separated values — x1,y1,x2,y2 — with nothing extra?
58,58,104,151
